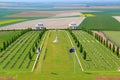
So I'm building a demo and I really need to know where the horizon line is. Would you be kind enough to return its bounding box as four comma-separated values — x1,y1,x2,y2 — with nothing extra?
0,1,120,3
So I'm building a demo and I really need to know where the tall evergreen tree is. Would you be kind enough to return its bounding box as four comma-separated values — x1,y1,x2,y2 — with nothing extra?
116,47,119,57
29,52,32,60
80,45,83,53
75,37,77,43
109,44,111,50
77,41,80,47
113,45,115,53
106,39,108,48
83,51,87,60
3,42,6,50
103,40,106,45
6,41,9,47
35,42,38,48
32,47,35,52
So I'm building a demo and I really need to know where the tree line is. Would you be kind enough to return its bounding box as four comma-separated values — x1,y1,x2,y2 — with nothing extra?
1,28,32,52
82,28,119,57
94,33,119,57
29,28,46,60
68,29,87,60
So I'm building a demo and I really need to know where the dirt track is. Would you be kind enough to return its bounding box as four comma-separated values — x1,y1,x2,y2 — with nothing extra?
113,16,120,22
93,31,119,52
0,17,85,30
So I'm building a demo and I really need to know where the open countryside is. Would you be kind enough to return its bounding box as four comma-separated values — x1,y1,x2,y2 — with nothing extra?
0,19,27,25
0,1,120,80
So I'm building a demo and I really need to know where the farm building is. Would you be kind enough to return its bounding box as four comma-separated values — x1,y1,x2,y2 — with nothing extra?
35,23,45,30
68,22,78,29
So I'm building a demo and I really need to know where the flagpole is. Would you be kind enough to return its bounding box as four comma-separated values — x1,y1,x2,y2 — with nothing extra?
69,47,76,73
74,51,76,74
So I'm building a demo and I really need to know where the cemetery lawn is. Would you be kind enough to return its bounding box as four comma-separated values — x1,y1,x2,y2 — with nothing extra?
0,30,21,49
0,30,120,80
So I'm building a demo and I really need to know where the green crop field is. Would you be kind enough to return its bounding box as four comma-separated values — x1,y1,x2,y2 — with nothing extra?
79,9,120,30
0,9,49,27
0,30,120,80
79,16,120,30
103,31,120,47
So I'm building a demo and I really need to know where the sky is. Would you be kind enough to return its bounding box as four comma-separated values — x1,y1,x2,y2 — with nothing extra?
0,0,120,2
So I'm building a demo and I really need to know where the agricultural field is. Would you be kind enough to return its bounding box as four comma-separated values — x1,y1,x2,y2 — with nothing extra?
0,17,85,30
0,19,27,25
103,31,120,47
113,16,120,22
6,10,83,18
79,9,120,30
0,4,98,29
79,15,120,30
0,9,29,27
80,14,95,17
0,30,21,50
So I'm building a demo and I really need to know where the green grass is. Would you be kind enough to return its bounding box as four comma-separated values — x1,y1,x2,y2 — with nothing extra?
103,31,120,47
0,71,120,80
0,30,21,49
0,30,120,80
73,30,120,71
41,30,76,74
79,9,120,30
79,15,120,30
0,31,43,71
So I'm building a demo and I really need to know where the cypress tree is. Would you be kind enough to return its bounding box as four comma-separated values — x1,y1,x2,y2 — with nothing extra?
106,39,108,48
77,41,80,47
97,34,99,40
1,48,3,52
39,34,42,39
75,37,77,43
84,51,87,60
3,42,6,50
35,42,37,48
100,36,103,43
101,37,103,44
80,45,83,53
116,47,119,57
95,33,97,39
29,52,32,60
6,41,9,47
113,45,115,53
98,35,100,41
109,44,111,50
32,47,35,52
103,40,106,45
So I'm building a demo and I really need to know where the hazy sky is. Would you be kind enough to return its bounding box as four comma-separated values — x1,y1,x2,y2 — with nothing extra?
0,0,120,2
